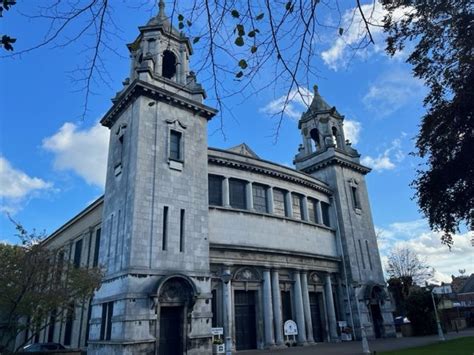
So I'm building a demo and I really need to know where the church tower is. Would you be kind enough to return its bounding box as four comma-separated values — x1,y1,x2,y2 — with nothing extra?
294,86,395,339
88,2,216,354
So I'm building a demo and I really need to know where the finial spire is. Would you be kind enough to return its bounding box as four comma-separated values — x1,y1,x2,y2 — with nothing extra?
158,0,165,18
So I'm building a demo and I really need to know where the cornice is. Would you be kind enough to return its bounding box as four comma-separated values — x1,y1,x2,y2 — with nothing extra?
301,155,371,175
100,80,217,128
208,153,332,195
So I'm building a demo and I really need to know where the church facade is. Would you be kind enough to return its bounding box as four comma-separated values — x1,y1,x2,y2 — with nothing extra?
21,3,395,354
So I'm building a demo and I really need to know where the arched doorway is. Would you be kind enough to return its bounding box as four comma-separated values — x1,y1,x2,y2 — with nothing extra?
156,276,195,355
365,284,386,338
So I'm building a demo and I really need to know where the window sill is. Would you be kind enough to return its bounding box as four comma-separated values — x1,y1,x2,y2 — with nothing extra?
168,159,183,171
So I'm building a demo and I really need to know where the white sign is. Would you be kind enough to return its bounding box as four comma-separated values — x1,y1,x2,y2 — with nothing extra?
211,327,223,336
284,320,298,336
338,321,347,328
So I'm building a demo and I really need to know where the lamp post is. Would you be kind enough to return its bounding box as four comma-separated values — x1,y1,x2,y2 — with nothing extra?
221,269,233,355
353,283,370,354
431,290,445,341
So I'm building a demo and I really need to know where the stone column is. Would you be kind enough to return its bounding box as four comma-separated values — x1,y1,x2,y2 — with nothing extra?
223,177,230,207
293,271,307,344
316,200,323,224
267,187,274,214
222,268,233,354
324,273,339,341
302,196,309,221
246,181,254,211
262,269,275,347
301,272,315,343
285,191,293,218
271,270,284,346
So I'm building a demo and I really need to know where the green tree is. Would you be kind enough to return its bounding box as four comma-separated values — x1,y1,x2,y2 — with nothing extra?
405,289,437,336
382,0,474,247
0,221,102,353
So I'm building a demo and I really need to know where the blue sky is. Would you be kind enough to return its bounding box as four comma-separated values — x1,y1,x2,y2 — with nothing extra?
1,1,472,283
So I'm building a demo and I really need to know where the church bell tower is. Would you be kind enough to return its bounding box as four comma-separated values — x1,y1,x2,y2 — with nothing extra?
88,2,217,354
294,86,395,339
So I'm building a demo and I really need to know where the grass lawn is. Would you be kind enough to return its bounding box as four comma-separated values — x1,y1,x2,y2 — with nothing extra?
380,336,474,355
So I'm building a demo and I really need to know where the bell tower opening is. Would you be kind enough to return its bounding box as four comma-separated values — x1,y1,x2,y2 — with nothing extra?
162,50,177,79
332,126,339,148
310,128,320,152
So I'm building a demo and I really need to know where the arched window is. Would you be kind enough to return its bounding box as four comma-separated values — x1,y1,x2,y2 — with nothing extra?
310,128,320,151
162,50,177,79
332,126,339,148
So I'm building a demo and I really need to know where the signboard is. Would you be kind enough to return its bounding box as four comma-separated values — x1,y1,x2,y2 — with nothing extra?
211,327,224,336
283,320,298,336
338,321,347,328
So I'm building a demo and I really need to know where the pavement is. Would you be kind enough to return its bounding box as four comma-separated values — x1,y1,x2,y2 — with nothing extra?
238,329,474,354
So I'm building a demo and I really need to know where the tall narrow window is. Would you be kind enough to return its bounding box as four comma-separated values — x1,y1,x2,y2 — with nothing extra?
358,239,366,269
93,228,101,267
252,184,268,213
179,209,185,252
63,302,74,345
273,189,286,217
321,202,331,227
169,130,182,161
292,194,304,220
47,310,56,342
351,185,361,209
365,240,373,270
208,175,223,206
229,179,246,209
162,206,168,251
307,198,318,223
73,239,83,268
100,301,114,341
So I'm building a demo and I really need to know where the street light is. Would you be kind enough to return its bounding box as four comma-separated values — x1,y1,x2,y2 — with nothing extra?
431,290,445,341
352,283,370,354
221,269,232,355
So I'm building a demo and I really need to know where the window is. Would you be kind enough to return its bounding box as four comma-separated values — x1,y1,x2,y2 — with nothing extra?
351,185,361,209
273,189,286,217
169,130,182,161
162,50,177,79
310,128,321,151
208,175,223,206
365,240,373,270
73,239,83,268
179,209,185,252
100,301,114,341
307,198,318,223
93,228,101,267
229,179,247,209
321,201,331,227
162,206,169,251
332,126,339,148
47,310,56,342
358,239,366,269
252,184,267,213
63,302,74,345
292,194,304,220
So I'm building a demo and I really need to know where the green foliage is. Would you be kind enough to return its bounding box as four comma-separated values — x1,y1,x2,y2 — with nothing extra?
0,0,16,51
234,36,244,47
231,9,239,18
381,336,474,354
382,0,474,247
405,289,437,336
387,276,413,317
0,220,102,351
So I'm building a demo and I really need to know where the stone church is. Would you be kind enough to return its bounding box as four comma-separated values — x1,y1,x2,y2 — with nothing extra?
19,2,395,354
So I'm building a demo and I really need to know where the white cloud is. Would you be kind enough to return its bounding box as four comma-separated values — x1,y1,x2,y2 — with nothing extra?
260,87,313,120
377,220,474,284
0,156,52,213
42,122,109,188
363,69,425,118
361,136,405,172
344,119,361,145
321,2,413,70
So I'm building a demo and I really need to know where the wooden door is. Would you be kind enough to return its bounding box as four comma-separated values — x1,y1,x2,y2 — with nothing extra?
159,306,183,355
309,292,324,342
234,290,257,350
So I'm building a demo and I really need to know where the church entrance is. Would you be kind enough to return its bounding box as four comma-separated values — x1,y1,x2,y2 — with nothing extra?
234,290,257,350
309,292,325,342
159,306,183,355
370,304,384,338
156,276,195,355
